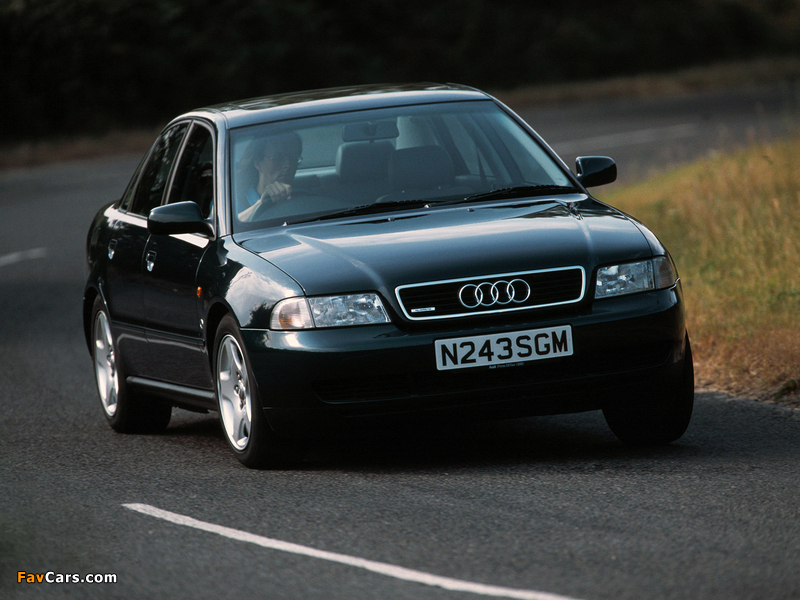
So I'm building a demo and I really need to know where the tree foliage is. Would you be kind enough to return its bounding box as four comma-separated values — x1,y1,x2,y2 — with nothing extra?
2,0,799,139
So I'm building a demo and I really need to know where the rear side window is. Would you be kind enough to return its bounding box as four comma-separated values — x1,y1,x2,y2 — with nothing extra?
128,123,189,216
118,158,145,211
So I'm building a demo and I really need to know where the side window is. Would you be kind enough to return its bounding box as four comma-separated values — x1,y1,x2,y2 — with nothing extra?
129,123,189,216
169,124,215,219
118,157,145,211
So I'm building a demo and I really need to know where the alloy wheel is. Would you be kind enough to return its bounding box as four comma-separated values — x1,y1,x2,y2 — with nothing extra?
93,310,119,417
216,334,252,451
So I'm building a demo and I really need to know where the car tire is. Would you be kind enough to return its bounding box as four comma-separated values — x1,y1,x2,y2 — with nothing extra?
91,296,172,433
213,315,302,468
602,335,694,445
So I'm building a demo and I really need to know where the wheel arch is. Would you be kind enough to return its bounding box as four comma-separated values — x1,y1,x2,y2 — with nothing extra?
204,299,235,371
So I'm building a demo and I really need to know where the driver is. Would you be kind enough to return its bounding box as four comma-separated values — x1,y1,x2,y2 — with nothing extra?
236,132,302,221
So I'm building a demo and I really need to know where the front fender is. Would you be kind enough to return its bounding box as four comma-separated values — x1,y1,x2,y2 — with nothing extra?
197,237,304,335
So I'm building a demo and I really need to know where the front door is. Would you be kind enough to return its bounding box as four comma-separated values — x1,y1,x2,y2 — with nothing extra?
142,123,216,389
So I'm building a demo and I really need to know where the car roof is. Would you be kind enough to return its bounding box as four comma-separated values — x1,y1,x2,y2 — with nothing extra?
178,83,493,130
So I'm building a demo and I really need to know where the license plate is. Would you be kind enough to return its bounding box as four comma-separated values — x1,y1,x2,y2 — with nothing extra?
435,325,573,371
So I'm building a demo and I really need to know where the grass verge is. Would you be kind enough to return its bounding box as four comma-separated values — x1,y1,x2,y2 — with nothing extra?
597,136,800,406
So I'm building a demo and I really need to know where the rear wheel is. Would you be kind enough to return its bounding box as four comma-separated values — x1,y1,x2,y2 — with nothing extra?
213,315,302,468
91,296,171,433
603,335,694,445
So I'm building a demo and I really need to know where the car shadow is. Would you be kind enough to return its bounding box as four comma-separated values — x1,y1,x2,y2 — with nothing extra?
299,410,697,473
163,410,222,439
156,392,799,473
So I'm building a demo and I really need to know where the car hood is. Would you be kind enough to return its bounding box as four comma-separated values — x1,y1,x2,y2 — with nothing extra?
238,197,653,297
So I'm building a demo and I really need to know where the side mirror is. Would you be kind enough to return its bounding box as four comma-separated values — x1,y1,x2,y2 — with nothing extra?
576,156,617,188
148,201,214,237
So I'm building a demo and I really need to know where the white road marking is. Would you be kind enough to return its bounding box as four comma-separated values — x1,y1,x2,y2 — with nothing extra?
554,123,699,154
0,247,48,268
124,503,586,600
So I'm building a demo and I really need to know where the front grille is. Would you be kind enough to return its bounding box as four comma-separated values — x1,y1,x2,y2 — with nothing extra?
396,267,585,321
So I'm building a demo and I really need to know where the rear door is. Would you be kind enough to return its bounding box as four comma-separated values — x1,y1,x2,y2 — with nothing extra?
104,122,189,375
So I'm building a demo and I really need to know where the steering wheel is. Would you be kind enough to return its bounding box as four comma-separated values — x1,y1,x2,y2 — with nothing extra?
250,196,277,221
250,192,343,222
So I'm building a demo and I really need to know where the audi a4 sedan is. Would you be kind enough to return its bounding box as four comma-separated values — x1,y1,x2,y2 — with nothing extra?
84,83,693,468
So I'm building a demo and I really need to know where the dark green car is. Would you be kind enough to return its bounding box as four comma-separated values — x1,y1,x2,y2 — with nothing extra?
84,83,693,468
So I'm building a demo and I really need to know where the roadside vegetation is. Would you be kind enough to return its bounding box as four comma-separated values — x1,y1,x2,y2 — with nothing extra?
598,136,800,405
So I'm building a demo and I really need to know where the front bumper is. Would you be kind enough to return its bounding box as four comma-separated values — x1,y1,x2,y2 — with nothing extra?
242,286,687,437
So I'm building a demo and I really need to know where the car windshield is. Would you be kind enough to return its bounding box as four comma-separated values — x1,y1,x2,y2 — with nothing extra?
230,100,572,231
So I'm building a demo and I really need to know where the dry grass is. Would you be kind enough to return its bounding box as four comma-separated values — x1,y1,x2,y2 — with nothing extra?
599,137,800,404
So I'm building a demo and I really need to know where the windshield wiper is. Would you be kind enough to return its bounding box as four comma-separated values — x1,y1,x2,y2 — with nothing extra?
285,198,430,225
435,184,578,206
283,186,578,225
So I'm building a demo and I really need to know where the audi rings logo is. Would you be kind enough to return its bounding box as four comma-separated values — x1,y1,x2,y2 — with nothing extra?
458,279,531,309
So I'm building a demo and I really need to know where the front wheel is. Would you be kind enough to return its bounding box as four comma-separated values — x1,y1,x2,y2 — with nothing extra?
603,335,694,445
213,315,302,468
91,296,171,433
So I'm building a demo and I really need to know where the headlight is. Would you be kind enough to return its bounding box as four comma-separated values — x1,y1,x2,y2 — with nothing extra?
271,294,390,330
594,256,676,299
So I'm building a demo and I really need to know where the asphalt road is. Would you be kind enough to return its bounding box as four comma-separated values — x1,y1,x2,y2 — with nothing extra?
1,84,799,600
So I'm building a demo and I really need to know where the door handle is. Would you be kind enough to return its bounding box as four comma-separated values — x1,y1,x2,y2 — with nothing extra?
107,239,117,260
145,251,157,273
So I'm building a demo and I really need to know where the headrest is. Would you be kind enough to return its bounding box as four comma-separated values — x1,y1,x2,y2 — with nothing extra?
389,146,454,190
336,141,394,183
